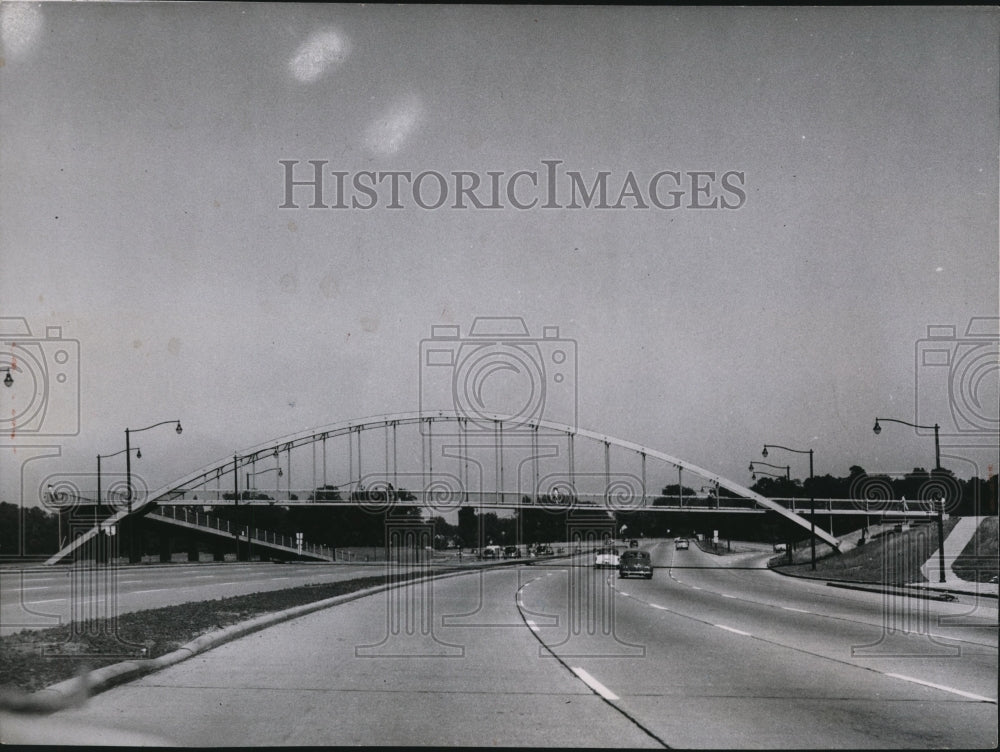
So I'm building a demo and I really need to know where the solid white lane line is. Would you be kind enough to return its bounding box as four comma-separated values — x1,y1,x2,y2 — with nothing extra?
885,673,998,704
24,598,62,604
782,606,810,613
526,620,539,632
571,667,620,701
15,586,51,591
131,588,166,594
715,624,752,636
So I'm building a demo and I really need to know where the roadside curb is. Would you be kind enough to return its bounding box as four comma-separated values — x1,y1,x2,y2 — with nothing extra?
768,560,996,600
900,583,998,600
825,581,957,602
25,565,501,711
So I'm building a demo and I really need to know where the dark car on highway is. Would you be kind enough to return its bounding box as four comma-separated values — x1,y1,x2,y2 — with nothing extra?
502,545,521,559
618,550,653,579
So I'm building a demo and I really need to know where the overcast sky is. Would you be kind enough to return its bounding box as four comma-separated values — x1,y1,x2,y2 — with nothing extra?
1,4,997,509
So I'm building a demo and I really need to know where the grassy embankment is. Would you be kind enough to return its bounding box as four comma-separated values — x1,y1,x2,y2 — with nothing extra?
952,516,999,583
769,516,999,584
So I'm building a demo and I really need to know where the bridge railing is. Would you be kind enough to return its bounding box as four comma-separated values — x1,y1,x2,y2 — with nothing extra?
151,492,933,516
151,505,333,559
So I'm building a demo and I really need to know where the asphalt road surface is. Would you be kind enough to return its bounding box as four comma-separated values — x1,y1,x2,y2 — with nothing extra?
15,542,1000,747
0,561,400,635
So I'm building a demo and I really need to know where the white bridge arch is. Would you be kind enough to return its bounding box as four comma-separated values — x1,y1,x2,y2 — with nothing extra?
48,411,843,564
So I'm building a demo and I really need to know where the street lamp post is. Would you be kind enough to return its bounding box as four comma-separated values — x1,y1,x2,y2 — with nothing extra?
98,446,140,517
124,420,182,563
872,418,941,471
873,417,946,582
763,444,815,570
245,465,283,562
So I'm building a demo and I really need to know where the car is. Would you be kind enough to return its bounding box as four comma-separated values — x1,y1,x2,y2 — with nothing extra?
594,545,620,568
628,538,639,548
502,545,520,559
533,544,554,557
481,545,502,559
618,550,653,579
675,538,689,550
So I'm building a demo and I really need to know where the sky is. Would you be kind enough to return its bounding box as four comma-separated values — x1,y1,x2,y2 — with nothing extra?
1,4,997,512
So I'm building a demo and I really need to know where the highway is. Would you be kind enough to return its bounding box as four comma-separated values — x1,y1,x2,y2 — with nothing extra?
19,542,1000,746
0,562,403,636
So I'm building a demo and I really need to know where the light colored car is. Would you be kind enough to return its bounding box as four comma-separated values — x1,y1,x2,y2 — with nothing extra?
594,546,620,568
618,550,653,579
675,538,689,550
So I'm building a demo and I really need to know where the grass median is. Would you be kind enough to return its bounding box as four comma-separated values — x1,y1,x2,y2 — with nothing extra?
1,571,424,695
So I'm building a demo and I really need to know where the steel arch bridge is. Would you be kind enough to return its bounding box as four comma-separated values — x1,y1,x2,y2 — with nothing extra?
48,411,849,564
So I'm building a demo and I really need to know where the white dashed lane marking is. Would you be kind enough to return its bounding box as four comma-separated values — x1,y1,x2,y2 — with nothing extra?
715,624,752,637
571,667,620,701
885,673,998,704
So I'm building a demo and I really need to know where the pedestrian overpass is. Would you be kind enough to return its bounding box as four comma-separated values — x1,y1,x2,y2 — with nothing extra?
46,411,932,565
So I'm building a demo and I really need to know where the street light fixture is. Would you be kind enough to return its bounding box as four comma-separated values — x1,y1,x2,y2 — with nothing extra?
873,416,947,581
872,417,941,471
124,420,183,563
244,464,283,562
763,443,816,570
246,465,283,491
